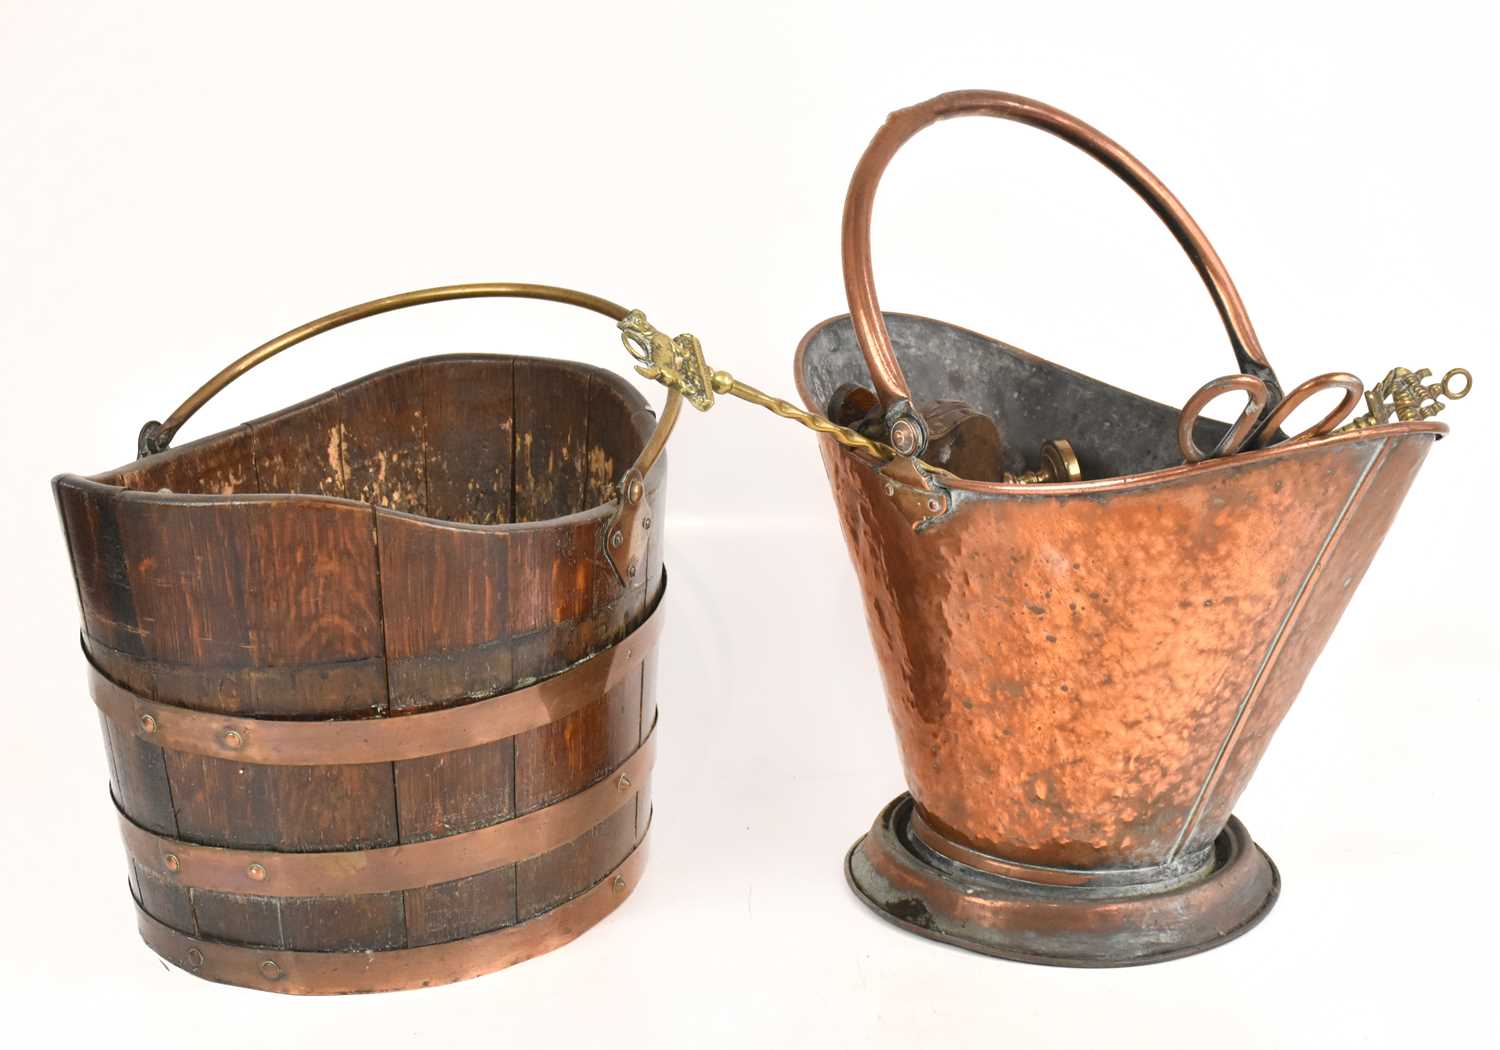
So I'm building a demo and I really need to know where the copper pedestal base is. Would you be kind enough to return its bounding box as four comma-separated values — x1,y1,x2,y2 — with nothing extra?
846,794,1280,967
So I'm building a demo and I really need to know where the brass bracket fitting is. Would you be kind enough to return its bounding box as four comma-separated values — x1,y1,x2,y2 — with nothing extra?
603,467,652,588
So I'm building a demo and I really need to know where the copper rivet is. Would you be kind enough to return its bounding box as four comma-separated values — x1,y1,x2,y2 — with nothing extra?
612,875,626,894
221,729,243,750
627,558,638,578
610,531,623,549
627,479,644,504
643,516,652,530
185,948,204,969
890,419,918,455
618,772,632,790
884,482,896,497
247,863,267,882
139,713,158,734
927,498,941,513
259,960,281,980
163,853,180,873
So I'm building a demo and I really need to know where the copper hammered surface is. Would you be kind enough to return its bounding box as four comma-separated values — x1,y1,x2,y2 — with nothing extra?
817,428,1438,869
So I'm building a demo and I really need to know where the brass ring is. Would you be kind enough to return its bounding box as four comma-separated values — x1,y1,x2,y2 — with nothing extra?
1443,367,1473,400
620,327,655,365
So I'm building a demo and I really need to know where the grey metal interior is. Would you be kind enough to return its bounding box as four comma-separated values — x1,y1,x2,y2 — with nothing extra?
799,313,1231,481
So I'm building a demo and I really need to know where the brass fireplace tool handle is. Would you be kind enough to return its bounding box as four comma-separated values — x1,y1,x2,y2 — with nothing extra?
619,310,1472,482
1178,364,1472,463
618,310,893,461
618,310,1079,486
1333,366,1472,430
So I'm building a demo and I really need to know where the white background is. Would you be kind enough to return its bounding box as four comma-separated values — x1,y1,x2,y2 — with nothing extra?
2,2,1495,1047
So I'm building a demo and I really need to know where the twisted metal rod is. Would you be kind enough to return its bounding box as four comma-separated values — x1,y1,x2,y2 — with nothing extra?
710,370,902,463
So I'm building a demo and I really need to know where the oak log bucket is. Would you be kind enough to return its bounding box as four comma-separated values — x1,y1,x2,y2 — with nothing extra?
794,93,1447,965
54,284,672,993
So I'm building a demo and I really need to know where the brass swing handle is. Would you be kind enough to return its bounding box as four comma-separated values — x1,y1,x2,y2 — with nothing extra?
138,282,683,465
135,283,688,588
842,90,1283,455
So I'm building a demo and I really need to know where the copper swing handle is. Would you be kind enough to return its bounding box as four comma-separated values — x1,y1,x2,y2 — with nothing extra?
137,282,683,482
842,90,1282,449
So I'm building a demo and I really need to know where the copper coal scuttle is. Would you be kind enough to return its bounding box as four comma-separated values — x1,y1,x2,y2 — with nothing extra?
789,91,1470,965
626,90,1472,965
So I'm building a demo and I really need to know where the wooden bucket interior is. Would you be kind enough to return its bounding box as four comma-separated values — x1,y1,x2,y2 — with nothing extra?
91,353,655,524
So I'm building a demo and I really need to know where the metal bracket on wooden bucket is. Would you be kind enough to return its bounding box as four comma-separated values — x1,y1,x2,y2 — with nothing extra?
604,466,654,587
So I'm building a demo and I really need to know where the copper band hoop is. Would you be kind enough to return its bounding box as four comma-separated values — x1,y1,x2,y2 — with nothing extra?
89,584,664,765
136,827,650,995
115,723,655,897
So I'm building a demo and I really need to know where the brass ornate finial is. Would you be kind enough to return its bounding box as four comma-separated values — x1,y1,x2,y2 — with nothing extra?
1334,367,1472,433
618,310,716,412
618,309,913,464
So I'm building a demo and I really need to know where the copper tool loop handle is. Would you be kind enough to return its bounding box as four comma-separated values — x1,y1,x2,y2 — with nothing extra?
142,282,683,479
842,90,1282,423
